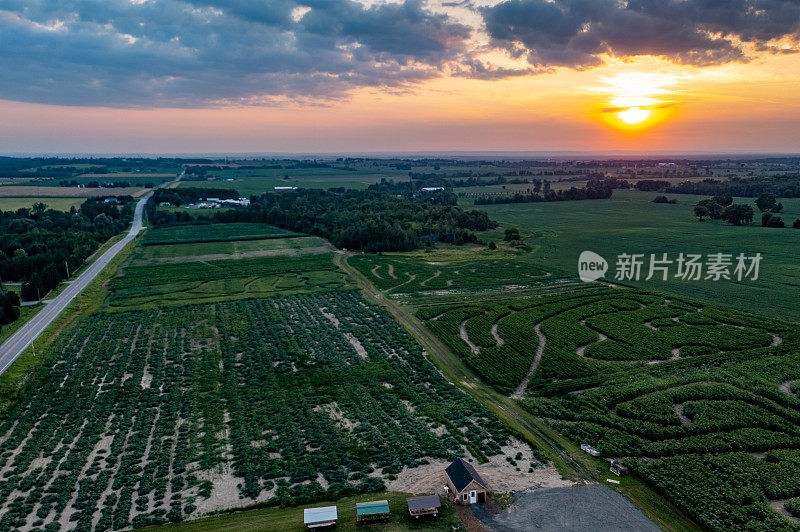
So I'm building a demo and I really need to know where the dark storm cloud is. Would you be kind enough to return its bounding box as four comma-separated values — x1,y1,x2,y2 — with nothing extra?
481,0,800,69
0,0,471,107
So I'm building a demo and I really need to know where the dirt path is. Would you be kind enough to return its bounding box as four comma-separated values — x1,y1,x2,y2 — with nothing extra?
371,264,383,279
420,270,442,287
576,320,607,359
511,323,544,399
674,403,691,425
387,272,416,292
387,263,397,279
769,500,800,523
780,380,799,396
491,323,505,346
771,334,783,347
460,319,481,355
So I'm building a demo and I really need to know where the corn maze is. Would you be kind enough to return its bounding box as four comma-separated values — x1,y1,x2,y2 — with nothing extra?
0,291,510,531
420,287,800,529
107,254,350,310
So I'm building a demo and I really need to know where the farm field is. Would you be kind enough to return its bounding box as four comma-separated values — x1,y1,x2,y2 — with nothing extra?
178,167,405,194
472,189,800,321
0,186,147,198
132,236,330,264
0,197,84,211
349,249,589,308
109,249,349,310
142,223,302,245
0,290,521,531
414,282,800,530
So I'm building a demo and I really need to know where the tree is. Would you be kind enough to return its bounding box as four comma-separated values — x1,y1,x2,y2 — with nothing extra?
697,199,722,219
32,202,48,215
720,204,754,226
762,212,785,227
694,205,710,221
754,193,777,212
504,228,521,241
712,194,733,207
794,219,800,229
488,241,497,250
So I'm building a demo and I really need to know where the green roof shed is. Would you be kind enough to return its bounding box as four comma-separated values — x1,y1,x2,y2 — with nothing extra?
356,500,390,522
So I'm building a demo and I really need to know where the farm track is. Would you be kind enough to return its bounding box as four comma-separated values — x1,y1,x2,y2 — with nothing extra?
511,323,544,400
336,253,701,532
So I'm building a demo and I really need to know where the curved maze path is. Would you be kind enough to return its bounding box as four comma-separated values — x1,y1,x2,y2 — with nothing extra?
424,287,800,530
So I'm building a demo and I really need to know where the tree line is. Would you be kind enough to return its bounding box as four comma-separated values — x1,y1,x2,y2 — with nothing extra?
472,184,613,205
693,193,800,228
150,188,496,252
637,175,800,198
0,199,134,303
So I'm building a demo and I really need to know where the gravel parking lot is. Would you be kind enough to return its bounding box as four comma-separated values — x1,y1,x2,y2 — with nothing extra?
471,485,661,532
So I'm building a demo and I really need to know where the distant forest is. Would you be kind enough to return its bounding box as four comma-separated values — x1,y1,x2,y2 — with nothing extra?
149,187,496,252
636,176,800,198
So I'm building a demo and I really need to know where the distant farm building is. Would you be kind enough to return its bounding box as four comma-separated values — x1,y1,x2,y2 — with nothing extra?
444,458,487,504
356,500,390,523
420,187,444,192
303,506,337,529
407,495,441,518
274,186,298,191
610,460,630,476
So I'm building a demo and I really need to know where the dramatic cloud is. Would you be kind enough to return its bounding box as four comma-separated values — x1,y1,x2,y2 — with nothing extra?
0,0,798,107
481,0,800,69
0,0,471,107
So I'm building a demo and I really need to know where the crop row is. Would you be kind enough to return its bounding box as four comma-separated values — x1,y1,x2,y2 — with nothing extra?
0,290,516,531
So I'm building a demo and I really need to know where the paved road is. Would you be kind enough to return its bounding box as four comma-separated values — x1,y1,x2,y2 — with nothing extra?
0,191,152,376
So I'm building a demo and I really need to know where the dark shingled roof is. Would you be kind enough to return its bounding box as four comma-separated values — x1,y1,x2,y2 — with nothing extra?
407,495,441,510
445,458,486,492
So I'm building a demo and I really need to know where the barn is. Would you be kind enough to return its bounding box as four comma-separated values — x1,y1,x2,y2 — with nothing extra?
444,458,487,505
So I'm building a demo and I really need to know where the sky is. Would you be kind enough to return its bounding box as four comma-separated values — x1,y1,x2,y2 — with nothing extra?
1,0,800,154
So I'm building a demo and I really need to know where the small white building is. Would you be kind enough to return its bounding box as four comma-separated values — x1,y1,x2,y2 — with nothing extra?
420,187,444,192
274,186,298,191
581,443,601,457
303,506,337,529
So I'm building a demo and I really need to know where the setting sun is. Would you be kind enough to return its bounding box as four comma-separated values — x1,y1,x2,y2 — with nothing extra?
617,106,651,125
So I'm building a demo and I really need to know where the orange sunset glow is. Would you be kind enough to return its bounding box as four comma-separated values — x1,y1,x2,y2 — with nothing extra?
0,2,798,153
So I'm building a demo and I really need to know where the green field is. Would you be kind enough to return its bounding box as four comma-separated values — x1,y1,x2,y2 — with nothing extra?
0,197,84,211
179,167,407,194
414,280,800,530
349,249,589,308
108,253,350,309
143,492,458,532
133,236,329,264
0,284,517,530
142,223,301,245
471,190,800,321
